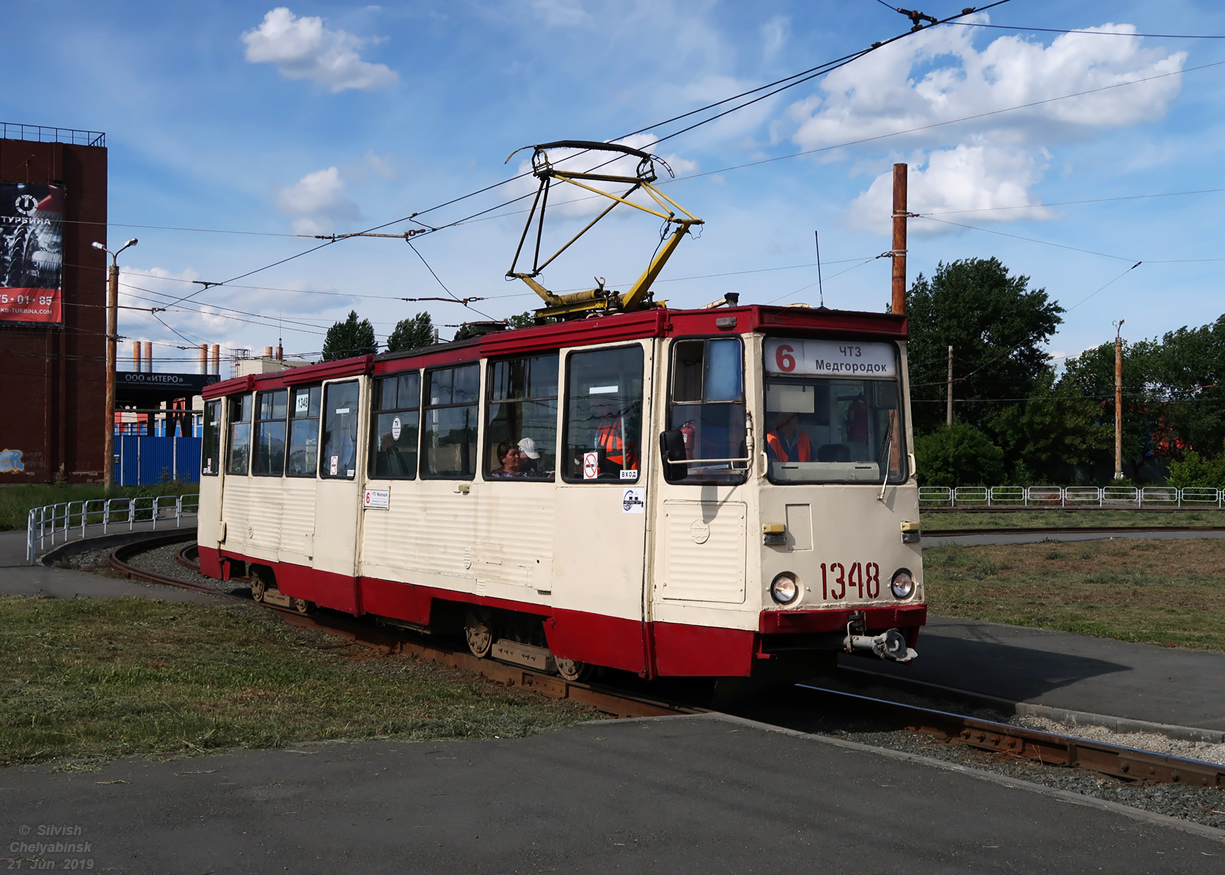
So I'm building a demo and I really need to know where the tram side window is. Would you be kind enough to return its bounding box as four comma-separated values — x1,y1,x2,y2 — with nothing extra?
253,389,288,477
370,372,420,480
227,394,253,476
320,380,361,480
422,364,479,479
201,399,221,476
285,385,322,477
485,353,558,481
562,346,643,483
668,337,747,483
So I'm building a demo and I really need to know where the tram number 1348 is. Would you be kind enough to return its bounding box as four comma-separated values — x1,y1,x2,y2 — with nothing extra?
821,562,881,600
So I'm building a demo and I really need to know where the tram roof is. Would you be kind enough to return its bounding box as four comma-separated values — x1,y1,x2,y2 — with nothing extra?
202,304,906,399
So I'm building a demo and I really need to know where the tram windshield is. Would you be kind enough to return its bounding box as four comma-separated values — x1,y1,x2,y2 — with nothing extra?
763,337,907,485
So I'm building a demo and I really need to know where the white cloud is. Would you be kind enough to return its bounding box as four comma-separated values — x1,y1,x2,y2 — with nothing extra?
847,145,1055,235
529,0,590,27
785,18,1186,232
276,166,361,235
790,20,1186,154
242,7,398,93
761,16,788,63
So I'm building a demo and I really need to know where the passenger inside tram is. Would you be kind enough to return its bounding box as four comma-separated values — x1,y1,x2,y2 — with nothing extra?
490,439,529,478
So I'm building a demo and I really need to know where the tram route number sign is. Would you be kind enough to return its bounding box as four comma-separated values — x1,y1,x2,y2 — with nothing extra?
764,339,896,378
363,488,390,510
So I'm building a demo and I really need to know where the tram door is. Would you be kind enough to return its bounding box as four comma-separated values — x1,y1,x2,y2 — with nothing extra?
648,336,751,676
309,378,364,613
549,342,652,675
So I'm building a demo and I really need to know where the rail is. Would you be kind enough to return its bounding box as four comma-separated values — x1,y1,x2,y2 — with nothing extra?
919,485,1223,509
25,495,199,564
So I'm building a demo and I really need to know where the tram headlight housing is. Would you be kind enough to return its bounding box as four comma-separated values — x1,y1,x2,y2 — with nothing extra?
890,568,915,600
770,572,800,606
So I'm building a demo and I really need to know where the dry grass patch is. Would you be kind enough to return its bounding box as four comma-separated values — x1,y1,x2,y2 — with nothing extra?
924,538,1225,651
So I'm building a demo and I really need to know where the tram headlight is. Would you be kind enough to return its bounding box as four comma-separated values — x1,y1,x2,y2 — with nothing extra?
890,568,915,600
770,572,800,606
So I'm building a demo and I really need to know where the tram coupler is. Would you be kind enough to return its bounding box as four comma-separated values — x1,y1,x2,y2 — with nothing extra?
844,616,917,663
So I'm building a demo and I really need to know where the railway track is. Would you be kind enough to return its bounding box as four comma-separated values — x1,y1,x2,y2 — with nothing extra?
107,531,1225,792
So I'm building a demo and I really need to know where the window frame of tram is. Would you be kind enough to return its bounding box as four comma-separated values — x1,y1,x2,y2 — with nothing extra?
226,394,253,476
484,352,558,482
762,338,908,485
561,345,644,484
665,336,748,485
319,380,362,480
201,399,221,476
369,371,421,480
421,363,479,480
286,385,322,478
252,388,288,477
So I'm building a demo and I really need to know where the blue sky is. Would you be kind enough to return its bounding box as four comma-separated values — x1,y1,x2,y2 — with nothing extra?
4,0,1224,374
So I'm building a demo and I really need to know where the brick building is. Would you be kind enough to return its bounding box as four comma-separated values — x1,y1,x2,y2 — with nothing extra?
0,124,108,483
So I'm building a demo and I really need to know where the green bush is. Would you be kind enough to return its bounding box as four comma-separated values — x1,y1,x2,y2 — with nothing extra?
1167,451,1225,490
914,422,1006,487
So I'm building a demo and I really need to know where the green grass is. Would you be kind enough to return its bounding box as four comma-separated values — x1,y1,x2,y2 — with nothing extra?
922,509,1225,532
924,538,1225,651
0,482,199,532
0,596,599,768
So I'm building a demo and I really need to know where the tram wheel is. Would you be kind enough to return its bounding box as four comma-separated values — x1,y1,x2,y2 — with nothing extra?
555,657,590,683
464,608,495,658
291,597,314,615
250,578,266,603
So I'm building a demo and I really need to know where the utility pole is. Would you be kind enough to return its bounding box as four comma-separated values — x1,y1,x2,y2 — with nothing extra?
1113,320,1125,481
92,238,138,489
891,163,908,316
947,345,954,426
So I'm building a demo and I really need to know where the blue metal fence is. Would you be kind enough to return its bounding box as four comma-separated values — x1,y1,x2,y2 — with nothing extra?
113,436,202,486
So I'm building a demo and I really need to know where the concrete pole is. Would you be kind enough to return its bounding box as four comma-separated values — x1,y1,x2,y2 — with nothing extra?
1114,320,1125,480
891,164,908,316
947,345,954,426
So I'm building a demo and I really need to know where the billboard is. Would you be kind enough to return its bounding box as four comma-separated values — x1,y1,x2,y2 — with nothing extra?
0,183,64,325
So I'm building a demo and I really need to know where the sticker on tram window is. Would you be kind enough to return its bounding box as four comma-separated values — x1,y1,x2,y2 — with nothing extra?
819,562,881,600
296,394,310,414
363,488,390,509
391,416,402,440
765,339,896,378
330,455,339,476
582,451,599,480
622,488,645,514
619,469,638,481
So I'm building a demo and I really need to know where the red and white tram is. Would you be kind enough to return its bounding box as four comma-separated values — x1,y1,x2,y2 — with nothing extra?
197,304,926,681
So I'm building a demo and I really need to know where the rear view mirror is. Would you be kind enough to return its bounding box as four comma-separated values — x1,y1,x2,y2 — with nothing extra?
660,429,688,482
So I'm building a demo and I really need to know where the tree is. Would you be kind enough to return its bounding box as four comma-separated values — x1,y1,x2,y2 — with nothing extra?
994,368,1111,482
387,311,436,352
906,257,1064,436
505,310,560,329
1150,316,1225,459
322,310,378,361
913,422,1005,487
1059,338,1164,468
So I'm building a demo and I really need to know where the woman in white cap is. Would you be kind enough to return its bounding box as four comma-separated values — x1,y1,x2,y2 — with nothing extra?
517,437,541,476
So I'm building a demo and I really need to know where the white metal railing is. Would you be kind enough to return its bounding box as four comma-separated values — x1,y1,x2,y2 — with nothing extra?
918,486,1223,509
25,495,199,565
